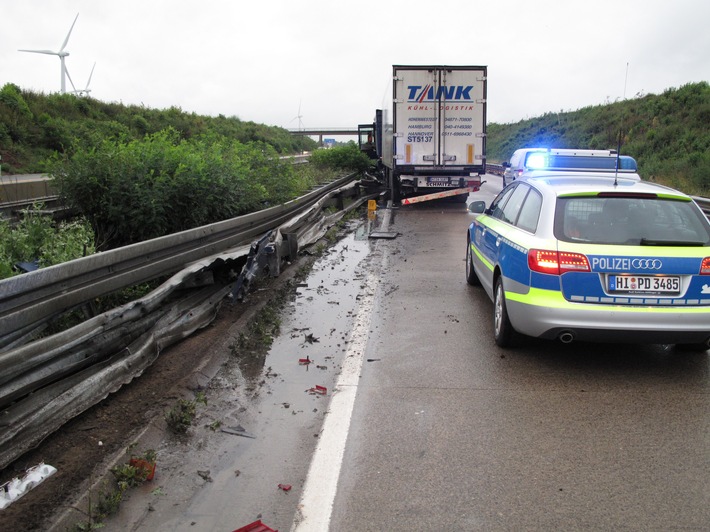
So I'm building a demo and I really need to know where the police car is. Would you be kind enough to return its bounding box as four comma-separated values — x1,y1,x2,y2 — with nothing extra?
502,148,639,183
466,173,710,349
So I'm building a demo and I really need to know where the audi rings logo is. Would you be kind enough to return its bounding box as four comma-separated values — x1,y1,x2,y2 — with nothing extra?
631,259,663,270
590,257,663,271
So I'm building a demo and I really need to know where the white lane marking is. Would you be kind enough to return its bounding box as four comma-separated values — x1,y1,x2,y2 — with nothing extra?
291,204,392,532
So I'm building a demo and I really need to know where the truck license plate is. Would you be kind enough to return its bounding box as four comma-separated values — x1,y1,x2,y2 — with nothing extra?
427,177,451,185
608,275,680,294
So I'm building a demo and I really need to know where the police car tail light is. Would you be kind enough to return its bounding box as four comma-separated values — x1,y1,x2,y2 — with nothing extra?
701,257,710,275
528,249,590,275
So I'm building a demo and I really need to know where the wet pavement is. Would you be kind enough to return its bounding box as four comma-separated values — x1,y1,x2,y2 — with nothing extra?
328,181,710,531
101,215,388,532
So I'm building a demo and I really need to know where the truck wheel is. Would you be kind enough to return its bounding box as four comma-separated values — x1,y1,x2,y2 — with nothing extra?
465,239,480,286
494,277,516,347
453,193,469,204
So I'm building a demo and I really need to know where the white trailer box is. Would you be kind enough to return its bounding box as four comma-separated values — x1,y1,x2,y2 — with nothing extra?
384,65,487,201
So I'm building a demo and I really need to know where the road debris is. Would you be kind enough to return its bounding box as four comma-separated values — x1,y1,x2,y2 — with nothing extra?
369,231,399,239
307,385,327,395
299,356,312,365
0,463,57,510
304,333,320,344
197,470,212,482
277,483,292,492
221,425,257,439
232,519,277,532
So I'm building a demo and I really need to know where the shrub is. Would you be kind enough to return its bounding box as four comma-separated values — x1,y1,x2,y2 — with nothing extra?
0,207,94,279
309,142,373,173
165,398,197,434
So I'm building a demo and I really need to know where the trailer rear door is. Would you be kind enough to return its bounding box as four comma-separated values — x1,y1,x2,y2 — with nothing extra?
393,65,486,171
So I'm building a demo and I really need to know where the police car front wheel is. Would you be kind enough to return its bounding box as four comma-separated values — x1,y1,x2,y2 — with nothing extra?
465,240,480,286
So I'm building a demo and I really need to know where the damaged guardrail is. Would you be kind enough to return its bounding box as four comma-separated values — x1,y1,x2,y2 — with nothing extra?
0,173,358,350
693,196,710,218
0,174,380,469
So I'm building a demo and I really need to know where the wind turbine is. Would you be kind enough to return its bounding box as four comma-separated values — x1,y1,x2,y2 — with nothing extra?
290,100,304,131
19,13,79,94
290,101,305,153
73,62,96,97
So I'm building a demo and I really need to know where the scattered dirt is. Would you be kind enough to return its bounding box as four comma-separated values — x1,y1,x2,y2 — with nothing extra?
0,261,312,531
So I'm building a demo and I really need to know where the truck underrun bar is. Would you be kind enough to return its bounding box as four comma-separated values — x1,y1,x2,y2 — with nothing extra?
400,186,480,205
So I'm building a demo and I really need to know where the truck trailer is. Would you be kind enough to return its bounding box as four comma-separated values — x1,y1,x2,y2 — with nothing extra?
359,65,487,204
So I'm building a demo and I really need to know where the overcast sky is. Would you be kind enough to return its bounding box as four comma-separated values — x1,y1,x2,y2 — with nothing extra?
2,0,709,131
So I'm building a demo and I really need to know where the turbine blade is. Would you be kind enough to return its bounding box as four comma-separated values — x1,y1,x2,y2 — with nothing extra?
64,66,77,93
85,62,96,88
19,49,58,55
60,13,79,52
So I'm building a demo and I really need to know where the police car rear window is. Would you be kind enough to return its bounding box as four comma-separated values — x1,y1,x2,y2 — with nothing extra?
554,196,710,245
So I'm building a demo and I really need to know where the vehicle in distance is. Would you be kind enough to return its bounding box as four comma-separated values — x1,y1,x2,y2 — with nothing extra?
465,173,710,349
502,148,638,183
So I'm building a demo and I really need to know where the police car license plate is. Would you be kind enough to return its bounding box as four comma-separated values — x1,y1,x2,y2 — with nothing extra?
609,275,680,294
427,177,450,186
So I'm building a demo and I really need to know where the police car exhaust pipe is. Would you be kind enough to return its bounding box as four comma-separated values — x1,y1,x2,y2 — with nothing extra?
558,331,575,344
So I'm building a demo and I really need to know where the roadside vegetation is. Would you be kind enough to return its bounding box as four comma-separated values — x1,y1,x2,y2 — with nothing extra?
69,447,158,531
0,83,316,174
0,207,94,278
0,83,372,279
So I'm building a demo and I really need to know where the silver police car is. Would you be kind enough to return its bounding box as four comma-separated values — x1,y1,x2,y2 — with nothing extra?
466,173,710,349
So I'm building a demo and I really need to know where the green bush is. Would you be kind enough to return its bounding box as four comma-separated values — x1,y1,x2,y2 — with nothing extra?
0,207,95,279
309,142,373,173
48,129,316,249
165,398,197,434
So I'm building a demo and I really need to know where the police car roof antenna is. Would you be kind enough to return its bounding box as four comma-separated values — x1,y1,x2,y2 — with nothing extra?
614,64,629,188
613,129,622,187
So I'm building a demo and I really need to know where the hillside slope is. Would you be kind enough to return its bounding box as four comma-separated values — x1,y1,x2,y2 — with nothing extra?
488,82,710,195
0,83,317,175
1,81,708,195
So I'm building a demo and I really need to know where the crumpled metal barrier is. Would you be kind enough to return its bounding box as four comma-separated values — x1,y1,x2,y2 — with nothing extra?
0,173,359,350
0,282,231,469
0,182,379,469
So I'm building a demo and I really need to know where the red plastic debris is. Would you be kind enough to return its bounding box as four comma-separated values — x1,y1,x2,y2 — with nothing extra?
308,385,327,395
298,356,312,365
278,483,292,491
129,458,156,481
232,520,277,532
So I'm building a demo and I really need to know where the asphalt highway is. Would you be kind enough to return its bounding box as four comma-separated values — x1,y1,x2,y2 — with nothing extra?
329,177,710,530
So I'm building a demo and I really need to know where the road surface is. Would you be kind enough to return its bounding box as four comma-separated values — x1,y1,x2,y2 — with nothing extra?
100,175,710,531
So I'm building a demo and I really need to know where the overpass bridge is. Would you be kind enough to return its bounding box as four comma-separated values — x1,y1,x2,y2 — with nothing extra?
288,128,360,145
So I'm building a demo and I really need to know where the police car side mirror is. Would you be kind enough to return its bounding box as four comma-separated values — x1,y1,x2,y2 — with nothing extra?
468,200,486,214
